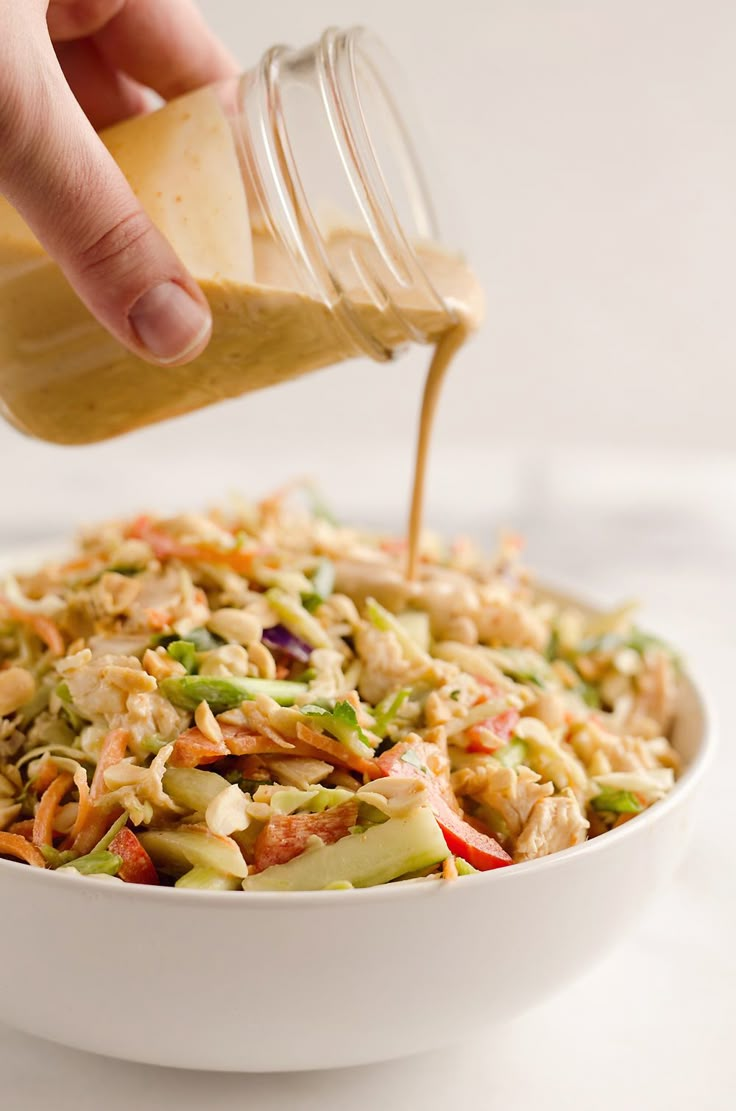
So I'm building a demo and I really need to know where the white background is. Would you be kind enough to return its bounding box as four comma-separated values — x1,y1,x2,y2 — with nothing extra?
0,2,734,1108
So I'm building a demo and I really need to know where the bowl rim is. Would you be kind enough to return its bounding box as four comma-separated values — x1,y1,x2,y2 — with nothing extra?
0,546,716,909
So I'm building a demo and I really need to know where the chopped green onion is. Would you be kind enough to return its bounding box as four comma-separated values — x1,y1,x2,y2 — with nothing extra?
54,681,87,731
592,789,644,814
93,811,129,852
292,667,317,683
238,776,272,795
165,639,197,671
545,628,560,661
139,735,169,755
40,845,78,868
578,682,601,708
154,627,223,653
372,688,411,736
509,668,544,687
302,559,336,613
166,640,198,673
455,857,478,876
60,850,122,876
160,674,307,713
55,681,73,705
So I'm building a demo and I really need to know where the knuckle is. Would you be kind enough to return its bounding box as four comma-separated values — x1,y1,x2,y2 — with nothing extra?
75,209,157,282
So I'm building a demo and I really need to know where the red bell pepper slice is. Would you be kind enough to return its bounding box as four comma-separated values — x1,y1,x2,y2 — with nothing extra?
376,742,511,871
108,828,160,885
254,800,359,871
466,708,520,754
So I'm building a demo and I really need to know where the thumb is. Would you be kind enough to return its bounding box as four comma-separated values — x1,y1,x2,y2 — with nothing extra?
0,36,212,366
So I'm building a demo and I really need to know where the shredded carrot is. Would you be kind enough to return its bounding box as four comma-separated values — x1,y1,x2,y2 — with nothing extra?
2,602,65,656
170,729,229,767
89,728,129,802
32,753,62,795
8,819,35,841
232,754,268,779
442,856,459,881
0,832,46,867
32,772,74,846
240,711,299,750
72,807,121,856
67,766,92,842
171,724,294,768
224,726,294,755
127,517,262,576
69,728,129,853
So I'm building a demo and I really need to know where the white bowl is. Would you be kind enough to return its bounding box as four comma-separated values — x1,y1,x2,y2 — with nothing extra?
0,562,713,1071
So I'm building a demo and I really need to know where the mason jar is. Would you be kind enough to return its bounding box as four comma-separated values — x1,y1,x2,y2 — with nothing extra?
0,26,473,445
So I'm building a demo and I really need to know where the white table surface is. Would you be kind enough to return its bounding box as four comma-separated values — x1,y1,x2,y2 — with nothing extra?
1,446,734,1110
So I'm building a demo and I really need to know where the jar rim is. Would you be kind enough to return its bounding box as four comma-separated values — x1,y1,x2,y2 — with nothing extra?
318,27,459,345
232,26,460,359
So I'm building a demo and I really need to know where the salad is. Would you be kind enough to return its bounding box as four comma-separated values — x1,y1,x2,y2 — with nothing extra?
0,490,680,891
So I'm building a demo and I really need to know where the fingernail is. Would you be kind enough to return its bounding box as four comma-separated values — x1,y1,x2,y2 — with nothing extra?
129,281,211,363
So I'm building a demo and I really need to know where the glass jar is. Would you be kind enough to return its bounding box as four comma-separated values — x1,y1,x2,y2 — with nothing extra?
0,27,471,445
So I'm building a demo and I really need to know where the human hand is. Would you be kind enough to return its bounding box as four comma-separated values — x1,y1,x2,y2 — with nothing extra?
0,1,237,365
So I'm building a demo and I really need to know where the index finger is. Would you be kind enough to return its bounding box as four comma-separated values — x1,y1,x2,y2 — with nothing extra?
93,0,238,100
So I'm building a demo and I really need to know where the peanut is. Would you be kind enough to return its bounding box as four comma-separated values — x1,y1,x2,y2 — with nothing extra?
208,608,262,647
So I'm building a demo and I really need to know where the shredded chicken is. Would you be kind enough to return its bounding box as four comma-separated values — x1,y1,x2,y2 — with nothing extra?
354,626,411,705
514,790,590,862
452,762,554,841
